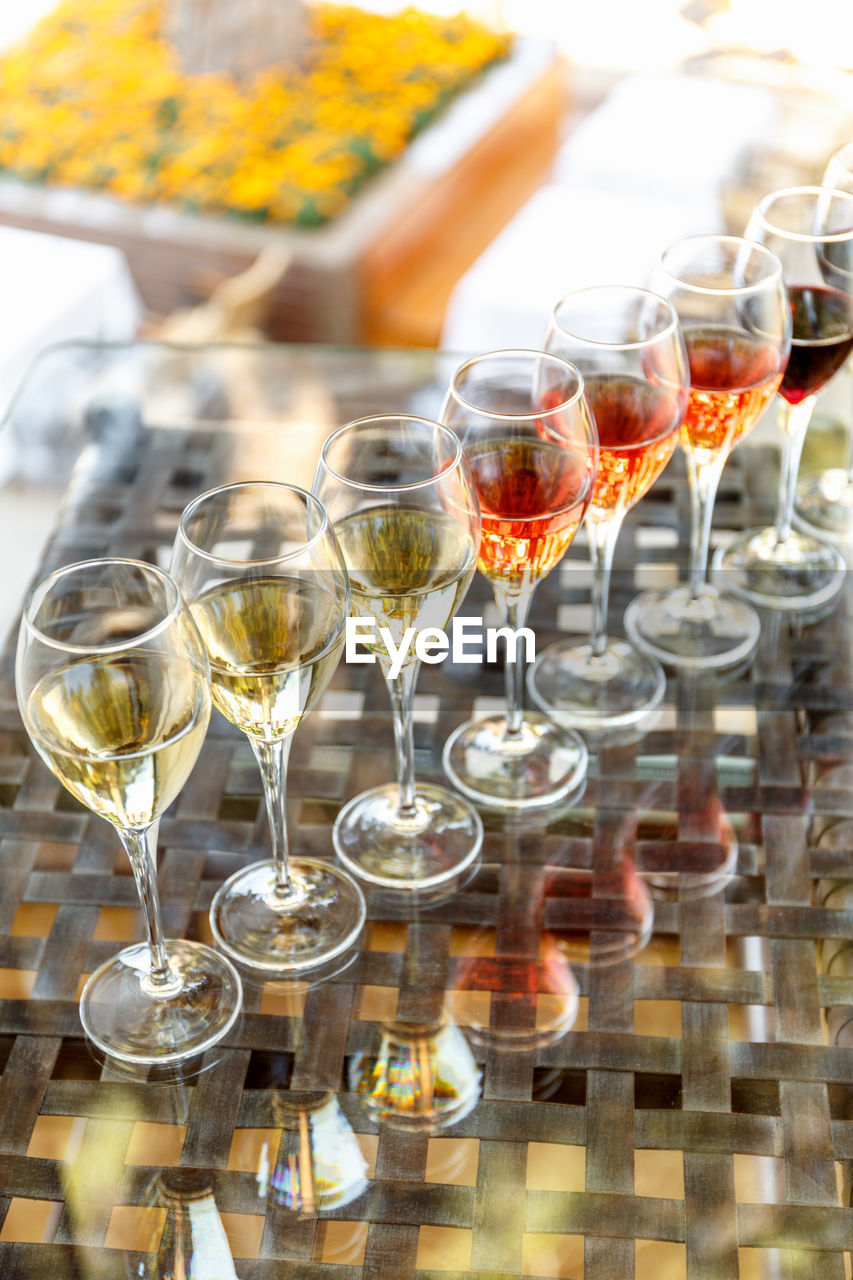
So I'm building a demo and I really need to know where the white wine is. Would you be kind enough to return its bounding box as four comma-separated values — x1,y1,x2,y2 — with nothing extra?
27,653,210,829
190,576,344,740
333,506,477,667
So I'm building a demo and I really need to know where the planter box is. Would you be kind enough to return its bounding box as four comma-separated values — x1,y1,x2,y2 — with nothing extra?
0,40,565,346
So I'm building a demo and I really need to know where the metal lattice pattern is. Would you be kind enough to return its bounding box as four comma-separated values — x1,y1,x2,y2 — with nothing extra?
0,362,852,1279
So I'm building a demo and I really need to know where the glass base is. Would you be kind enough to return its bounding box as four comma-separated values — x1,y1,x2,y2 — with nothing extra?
645,807,738,902
796,468,853,540
443,711,587,810
79,939,242,1066
623,584,760,671
350,1018,481,1132
210,858,366,974
712,526,845,610
527,635,665,727
333,783,483,890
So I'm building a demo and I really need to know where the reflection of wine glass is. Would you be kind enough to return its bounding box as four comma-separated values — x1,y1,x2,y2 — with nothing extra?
714,186,853,609
528,288,686,727
447,816,582,1053
351,1015,481,1132
171,482,366,972
131,1168,239,1279
16,558,242,1065
313,416,483,889
625,236,790,669
440,349,597,808
270,1091,368,1212
797,142,853,538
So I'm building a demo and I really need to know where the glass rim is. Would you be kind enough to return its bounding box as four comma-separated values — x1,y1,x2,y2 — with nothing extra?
827,140,853,177
658,233,786,295
318,413,465,493
551,287,681,350
753,184,853,242
176,479,332,566
21,556,183,656
447,348,586,420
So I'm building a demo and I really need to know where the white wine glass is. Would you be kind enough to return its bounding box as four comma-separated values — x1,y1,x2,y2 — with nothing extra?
624,236,790,669
440,349,597,807
796,141,853,538
714,186,853,608
529,288,686,727
16,557,243,1065
313,415,483,889
171,481,366,972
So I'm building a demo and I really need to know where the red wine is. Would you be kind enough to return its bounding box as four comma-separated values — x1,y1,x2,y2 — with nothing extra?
582,375,681,513
781,285,853,405
681,326,783,453
465,437,592,589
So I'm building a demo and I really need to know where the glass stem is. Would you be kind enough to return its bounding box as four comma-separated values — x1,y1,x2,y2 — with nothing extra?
119,820,179,994
775,397,815,544
252,736,294,894
686,452,726,601
588,514,623,660
385,661,419,820
495,589,533,737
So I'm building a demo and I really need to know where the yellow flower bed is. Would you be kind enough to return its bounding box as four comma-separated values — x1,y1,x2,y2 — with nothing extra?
0,0,511,227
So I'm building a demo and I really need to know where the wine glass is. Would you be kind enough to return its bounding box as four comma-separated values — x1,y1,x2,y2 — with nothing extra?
132,1170,238,1279
313,415,483,888
624,236,790,669
796,142,853,538
351,1015,480,1131
16,558,243,1065
440,349,597,807
714,186,853,609
170,481,366,972
270,1091,369,1210
527,288,687,728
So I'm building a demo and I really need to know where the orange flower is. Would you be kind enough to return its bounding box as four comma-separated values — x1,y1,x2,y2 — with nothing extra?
0,0,511,227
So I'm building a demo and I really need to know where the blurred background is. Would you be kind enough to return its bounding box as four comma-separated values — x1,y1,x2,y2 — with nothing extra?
2,0,853,372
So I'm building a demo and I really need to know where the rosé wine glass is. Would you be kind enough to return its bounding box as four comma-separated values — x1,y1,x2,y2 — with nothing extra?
529,287,687,728
440,349,598,808
625,235,790,669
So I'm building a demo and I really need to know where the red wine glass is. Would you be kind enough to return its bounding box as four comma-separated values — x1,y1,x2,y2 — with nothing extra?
528,287,687,729
440,349,598,809
714,186,853,608
796,143,853,538
625,236,790,669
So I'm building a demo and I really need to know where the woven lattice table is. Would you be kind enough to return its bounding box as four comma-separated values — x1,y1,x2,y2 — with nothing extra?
0,343,852,1279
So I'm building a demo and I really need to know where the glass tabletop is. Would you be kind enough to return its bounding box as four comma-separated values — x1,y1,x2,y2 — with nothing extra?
0,340,851,1279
